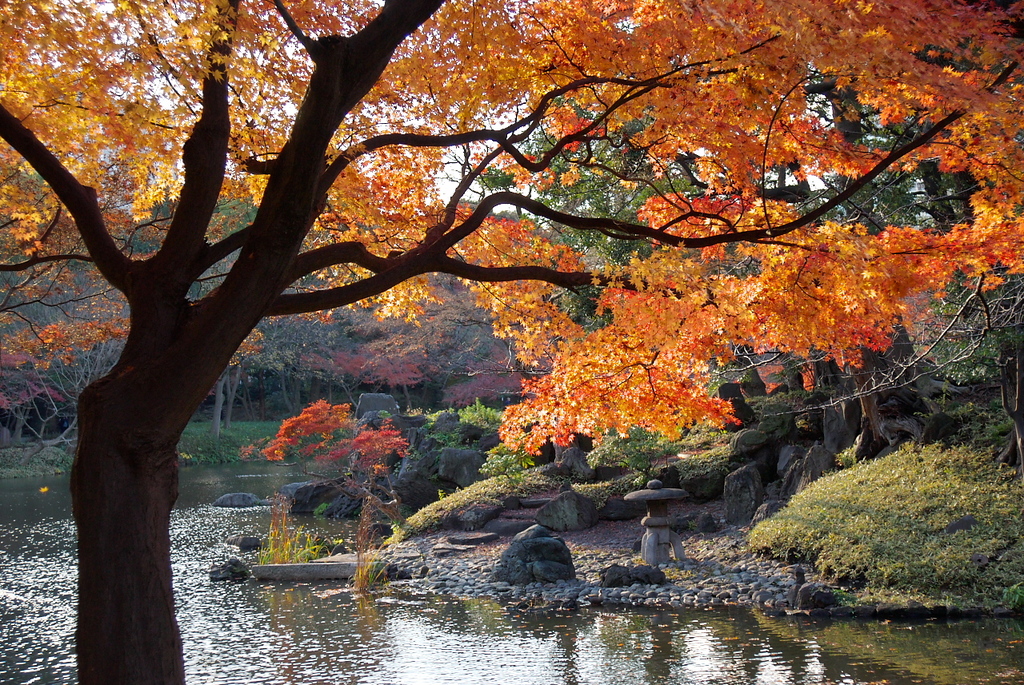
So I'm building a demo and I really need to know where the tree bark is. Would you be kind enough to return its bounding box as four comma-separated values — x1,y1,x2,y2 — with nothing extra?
224,365,242,430
210,371,227,438
998,341,1024,479
72,379,186,685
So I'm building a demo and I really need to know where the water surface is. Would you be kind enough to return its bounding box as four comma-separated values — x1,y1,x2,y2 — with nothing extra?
2,464,1022,684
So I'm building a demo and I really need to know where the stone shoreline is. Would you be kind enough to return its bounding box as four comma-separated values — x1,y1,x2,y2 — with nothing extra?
372,529,1017,620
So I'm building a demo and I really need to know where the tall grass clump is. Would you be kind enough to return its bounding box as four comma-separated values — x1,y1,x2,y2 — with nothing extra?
748,444,1024,606
258,498,329,564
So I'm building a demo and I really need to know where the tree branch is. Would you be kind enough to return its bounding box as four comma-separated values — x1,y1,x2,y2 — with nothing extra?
273,0,317,55
0,104,131,292
0,254,93,272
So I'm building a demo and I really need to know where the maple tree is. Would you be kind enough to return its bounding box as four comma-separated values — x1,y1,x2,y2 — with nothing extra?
3,0,1024,682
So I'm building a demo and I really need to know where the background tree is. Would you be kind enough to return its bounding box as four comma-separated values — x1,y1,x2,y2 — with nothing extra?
2,1,1024,683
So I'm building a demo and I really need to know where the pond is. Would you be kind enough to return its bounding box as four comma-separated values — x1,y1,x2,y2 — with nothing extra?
1,463,1023,684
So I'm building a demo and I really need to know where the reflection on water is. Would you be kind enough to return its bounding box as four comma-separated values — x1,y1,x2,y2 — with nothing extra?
2,464,1023,684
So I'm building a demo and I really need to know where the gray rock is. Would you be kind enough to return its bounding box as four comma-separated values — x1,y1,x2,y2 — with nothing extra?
823,399,860,454
944,514,979,534
482,519,535,537
555,445,596,481
724,463,764,525
922,412,959,444
437,447,487,488
750,499,785,526
695,512,719,533
355,393,400,418
597,497,647,521
277,481,312,501
290,481,345,514
323,493,362,519
718,383,756,427
442,504,503,531
394,452,441,511
600,563,667,587
208,557,250,581
781,444,835,499
776,445,804,480
431,411,461,434
224,535,262,551
730,429,769,457
535,490,599,532
757,406,795,442
212,492,267,508
492,525,575,585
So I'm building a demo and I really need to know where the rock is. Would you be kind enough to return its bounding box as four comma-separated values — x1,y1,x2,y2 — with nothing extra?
437,447,487,488
323,493,362,519
750,499,785,526
355,393,400,418
730,429,769,457
922,412,959,444
535,491,599,532
740,369,768,397
823,399,861,454
431,411,461,434
555,445,596,481
597,497,647,521
680,469,727,502
718,383,756,427
276,481,311,501
595,465,626,481
290,481,346,515
776,445,804,480
724,463,764,525
209,557,250,581
695,512,719,533
212,493,267,508
600,563,667,587
781,444,835,499
442,504,503,531
971,553,990,568
444,531,499,546
482,519,535,537
492,525,575,585
944,514,979,534
792,582,835,610
795,411,823,440
394,452,441,511
477,432,501,452
757,406,795,442
224,535,262,552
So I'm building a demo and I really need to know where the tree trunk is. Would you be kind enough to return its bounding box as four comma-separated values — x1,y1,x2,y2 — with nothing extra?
224,365,242,430
210,371,227,438
72,380,186,685
998,341,1024,479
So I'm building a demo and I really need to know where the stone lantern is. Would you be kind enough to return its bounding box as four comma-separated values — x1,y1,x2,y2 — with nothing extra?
623,479,689,566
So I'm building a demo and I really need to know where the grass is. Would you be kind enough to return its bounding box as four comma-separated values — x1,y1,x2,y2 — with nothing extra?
258,498,333,564
0,445,73,478
177,420,280,465
748,443,1024,607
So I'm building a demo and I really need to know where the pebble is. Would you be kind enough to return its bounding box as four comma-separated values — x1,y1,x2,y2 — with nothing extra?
378,533,810,613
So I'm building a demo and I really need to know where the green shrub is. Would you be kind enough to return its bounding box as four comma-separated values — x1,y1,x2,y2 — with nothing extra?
1002,583,1024,611
748,444,1024,606
588,426,681,478
457,400,503,432
178,421,281,465
480,444,534,479
0,445,73,478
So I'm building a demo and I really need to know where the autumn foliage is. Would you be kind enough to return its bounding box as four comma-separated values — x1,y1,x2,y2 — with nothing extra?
259,400,407,475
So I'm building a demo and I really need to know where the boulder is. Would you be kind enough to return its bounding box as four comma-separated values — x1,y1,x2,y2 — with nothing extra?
600,563,667,587
394,452,441,511
431,411,461,435
944,514,979,534
355,393,400,418
781,444,835,499
795,411,824,440
437,447,487,488
477,432,502,452
492,525,576,585
823,399,861,454
730,429,769,457
323,493,362,519
290,481,346,515
597,497,647,521
442,504,503,531
695,512,720,533
922,412,959,444
679,469,727,502
208,557,250,581
535,490,599,532
750,499,785,526
276,482,311,501
212,493,267,508
555,445,596,481
483,519,535,537
224,535,262,552
757,406,795,442
776,445,804,480
718,382,757,427
723,463,764,526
